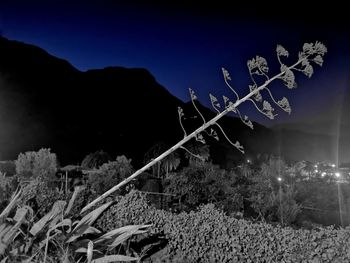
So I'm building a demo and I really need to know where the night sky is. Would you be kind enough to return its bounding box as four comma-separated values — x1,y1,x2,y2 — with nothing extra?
0,1,349,126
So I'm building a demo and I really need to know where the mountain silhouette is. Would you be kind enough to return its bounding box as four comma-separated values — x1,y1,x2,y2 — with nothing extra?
0,36,347,167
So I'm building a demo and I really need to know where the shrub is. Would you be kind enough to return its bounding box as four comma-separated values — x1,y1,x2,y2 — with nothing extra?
18,177,67,218
97,190,350,262
0,161,16,176
81,150,112,169
164,162,243,214
15,148,58,182
88,155,134,196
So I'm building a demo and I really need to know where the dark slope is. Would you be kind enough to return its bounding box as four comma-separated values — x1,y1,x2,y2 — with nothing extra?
1,36,343,167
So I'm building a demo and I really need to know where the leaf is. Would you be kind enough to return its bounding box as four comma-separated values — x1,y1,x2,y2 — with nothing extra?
247,58,256,71
280,65,296,89
247,56,269,74
313,55,324,66
0,190,21,223
49,218,72,234
92,255,139,263
314,41,327,55
87,240,93,263
196,133,206,144
65,185,85,216
234,141,245,154
226,101,236,112
263,101,275,119
177,107,184,117
249,84,262,102
221,67,231,80
209,94,221,108
243,116,254,129
67,201,113,243
223,95,230,105
276,45,289,57
210,129,219,141
277,97,291,114
189,88,197,100
256,56,269,73
303,43,314,55
30,200,66,236
303,62,314,78
95,225,151,244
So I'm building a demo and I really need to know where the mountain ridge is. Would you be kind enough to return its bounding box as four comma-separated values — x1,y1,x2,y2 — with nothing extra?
0,36,348,166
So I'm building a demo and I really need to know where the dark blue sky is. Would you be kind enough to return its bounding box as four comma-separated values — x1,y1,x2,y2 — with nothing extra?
0,0,349,126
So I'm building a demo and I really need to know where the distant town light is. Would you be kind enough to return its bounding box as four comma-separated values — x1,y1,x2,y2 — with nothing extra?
314,164,318,168
247,159,251,164
277,177,282,182
315,169,319,173
321,172,326,177
331,164,336,168
335,172,340,178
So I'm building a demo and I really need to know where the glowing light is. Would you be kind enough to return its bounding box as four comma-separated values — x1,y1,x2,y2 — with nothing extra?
247,159,251,164
331,164,336,168
321,172,326,177
335,172,340,178
315,169,319,173
277,177,282,182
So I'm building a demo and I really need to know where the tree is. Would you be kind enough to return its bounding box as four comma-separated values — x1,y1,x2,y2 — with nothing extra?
83,42,327,212
88,155,134,196
247,157,301,225
15,148,58,183
81,150,112,169
164,162,243,214
143,142,180,178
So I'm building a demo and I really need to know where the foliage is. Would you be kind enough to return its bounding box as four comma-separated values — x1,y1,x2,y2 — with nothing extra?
143,142,180,178
88,155,134,197
0,173,18,211
247,157,301,224
0,187,150,262
81,150,112,169
82,42,327,212
163,162,243,214
0,161,16,177
97,190,350,263
15,148,58,182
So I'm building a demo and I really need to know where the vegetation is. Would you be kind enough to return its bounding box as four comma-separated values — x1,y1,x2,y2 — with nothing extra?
15,148,58,183
97,191,350,262
82,41,328,212
81,150,112,169
0,42,333,262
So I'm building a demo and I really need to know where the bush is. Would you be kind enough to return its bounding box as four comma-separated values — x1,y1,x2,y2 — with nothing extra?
88,155,134,196
164,162,243,214
97,190,350,262
15,148,58,182
19,177,67,217
0,160,16,176
81,150,112,169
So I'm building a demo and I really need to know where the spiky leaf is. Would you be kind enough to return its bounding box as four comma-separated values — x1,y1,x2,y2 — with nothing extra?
92,255,139,263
